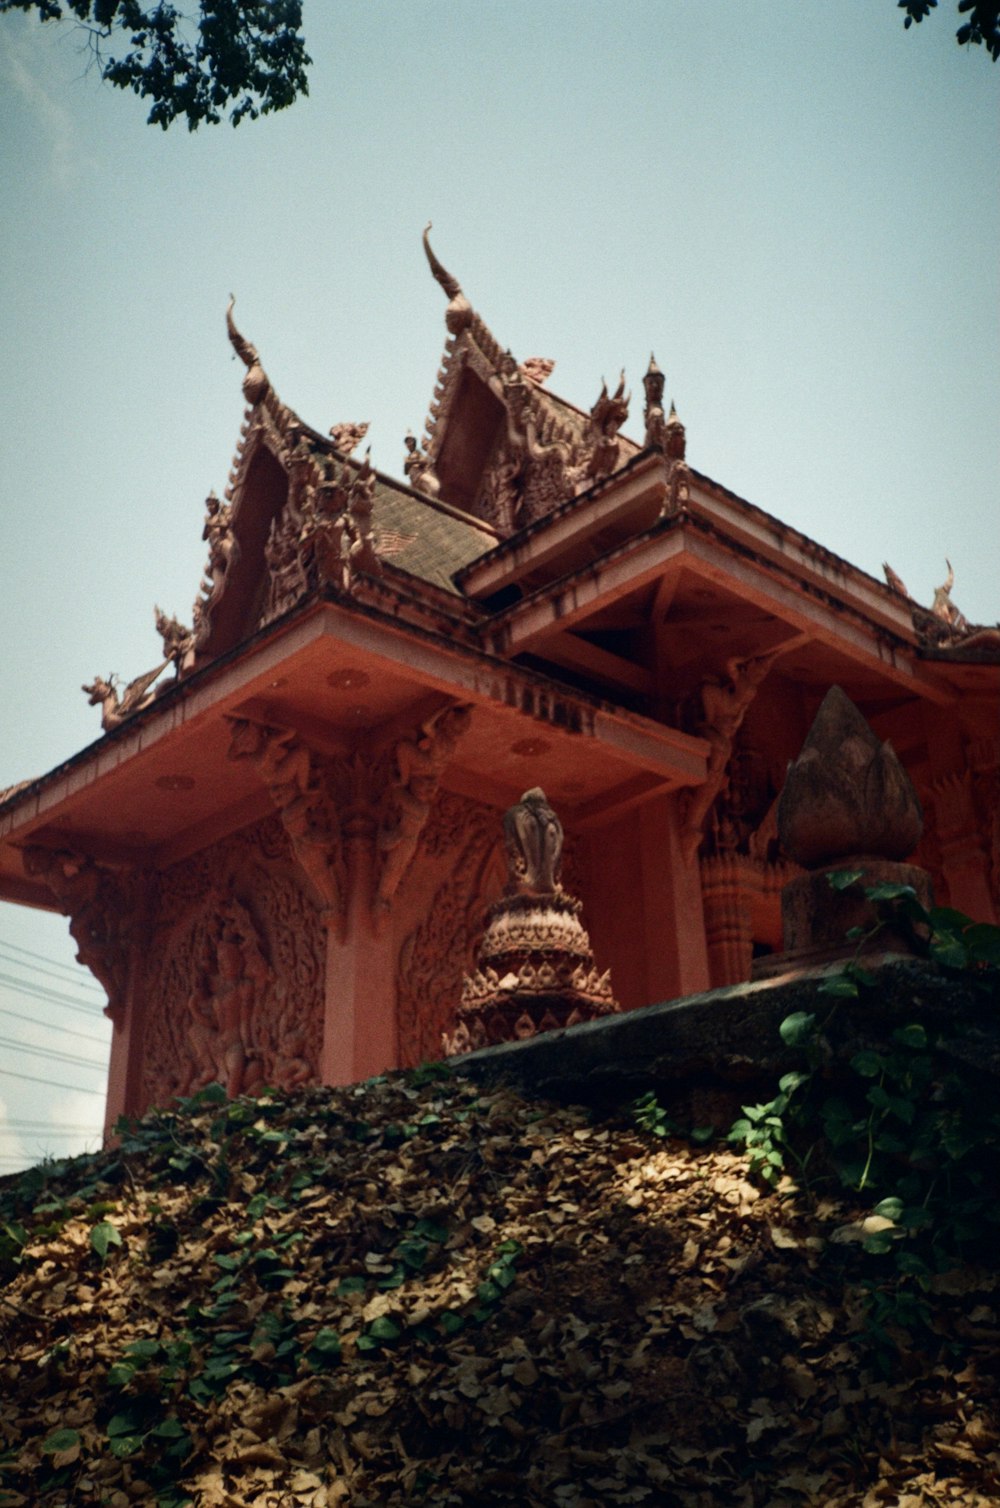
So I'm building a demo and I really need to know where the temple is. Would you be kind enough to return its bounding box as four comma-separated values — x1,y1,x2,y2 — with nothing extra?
2,229,997,1134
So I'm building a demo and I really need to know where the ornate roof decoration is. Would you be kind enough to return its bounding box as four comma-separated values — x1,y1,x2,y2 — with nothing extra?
419,225,640,537
911,559,1000,660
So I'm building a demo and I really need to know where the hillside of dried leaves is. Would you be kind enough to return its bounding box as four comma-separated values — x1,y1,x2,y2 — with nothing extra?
1,1068,999,1508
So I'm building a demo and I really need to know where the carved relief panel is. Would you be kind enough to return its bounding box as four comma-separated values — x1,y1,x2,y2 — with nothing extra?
140,817,325,1113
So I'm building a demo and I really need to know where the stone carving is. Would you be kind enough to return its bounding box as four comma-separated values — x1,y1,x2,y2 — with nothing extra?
258,450,382,627
403,430,441,498
882,561,910,599
22,847,139,1020
422,222,473,336
329,421,370,457
227,720,345,930
82,663,167,731
578,374,630,484
375,704,473,921
642,355,690,511
141,820,324,1110
778,685,923,869
521,356,555,387
396,794,503,1067
344,452,381,577
446,789,618,1054
773,686,931,963
930,560,966,634
681,651,781,860
154,606,193,670
907,560,1000,657
203,490,238,584
503,786,563,895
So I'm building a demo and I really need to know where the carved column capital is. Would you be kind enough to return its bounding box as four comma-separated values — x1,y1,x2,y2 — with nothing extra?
22,846,149,1022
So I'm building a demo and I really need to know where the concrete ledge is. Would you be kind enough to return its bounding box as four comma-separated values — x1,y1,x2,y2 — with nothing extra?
450,957,1000,1116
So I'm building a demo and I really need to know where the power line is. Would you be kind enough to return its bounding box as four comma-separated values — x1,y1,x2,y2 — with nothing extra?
0,946,104,995
0,1119,101,1133
0,971,107,1016
0,938,105,988
0,1065,105,1096
0,1004,109,1046
0,1034,107,1071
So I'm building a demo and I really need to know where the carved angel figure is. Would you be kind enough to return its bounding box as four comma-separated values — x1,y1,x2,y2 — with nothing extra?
375,704,473,915
503,787,563,896
228,720,315,808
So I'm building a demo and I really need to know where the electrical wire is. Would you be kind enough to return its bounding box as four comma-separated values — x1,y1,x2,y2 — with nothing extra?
0,1004,109,1046
0,1034,107,1071
0,1119,101,1133
0,1066,105,1095
0,946,104,994
0,937,104,983
0,971,107,1016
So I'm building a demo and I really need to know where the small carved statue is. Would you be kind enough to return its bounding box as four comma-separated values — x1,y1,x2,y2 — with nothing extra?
503,787,564,896
681,650,782,859
583,373,630,482
329,421,370,457
345,455,381,577
83,663,166,731
521,356,555,387
154,606,193,669
202,490,238,583
403,431,441,498
375,704,472,915
228,720,315,809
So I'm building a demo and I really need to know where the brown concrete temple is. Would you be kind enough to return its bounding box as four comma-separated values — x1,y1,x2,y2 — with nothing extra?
1,230,997,1133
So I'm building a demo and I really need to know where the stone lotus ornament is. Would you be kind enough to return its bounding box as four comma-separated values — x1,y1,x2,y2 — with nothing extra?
445,788,618,1054
763,685,933,971
777,684,923,870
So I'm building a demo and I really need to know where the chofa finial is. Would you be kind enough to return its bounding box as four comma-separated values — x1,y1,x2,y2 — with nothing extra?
422,222,463,301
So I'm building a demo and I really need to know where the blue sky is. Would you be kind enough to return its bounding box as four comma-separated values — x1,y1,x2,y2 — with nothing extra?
0,0,997,1169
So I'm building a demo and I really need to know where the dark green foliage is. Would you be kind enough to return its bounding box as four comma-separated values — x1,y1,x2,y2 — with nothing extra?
898,0,1000,59
0,1,310,128
727,893,1000,1361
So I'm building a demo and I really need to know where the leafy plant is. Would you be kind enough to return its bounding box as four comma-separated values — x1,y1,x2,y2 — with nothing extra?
727,890,1000,1358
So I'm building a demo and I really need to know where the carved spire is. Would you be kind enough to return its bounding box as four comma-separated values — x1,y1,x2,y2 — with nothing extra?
422,222,472,334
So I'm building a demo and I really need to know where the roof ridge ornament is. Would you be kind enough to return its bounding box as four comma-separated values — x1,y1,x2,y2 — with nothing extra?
422,223,472,334
226,294,269,406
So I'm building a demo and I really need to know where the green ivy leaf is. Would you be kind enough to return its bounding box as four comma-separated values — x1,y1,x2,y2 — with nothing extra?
872,1196,903,1221
90,1221,123,1262
892,1024,928,1050
779,1011,816,1046
851,1050,885,1078
827,869,864,891
41,1428,81,1460
818,974,859,999
864,882,917,902
306,1327,342,1368
367,1316,401,1342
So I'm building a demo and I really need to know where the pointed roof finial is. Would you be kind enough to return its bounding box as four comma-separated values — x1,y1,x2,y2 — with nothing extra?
422,223,463,301
226,295,259,370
